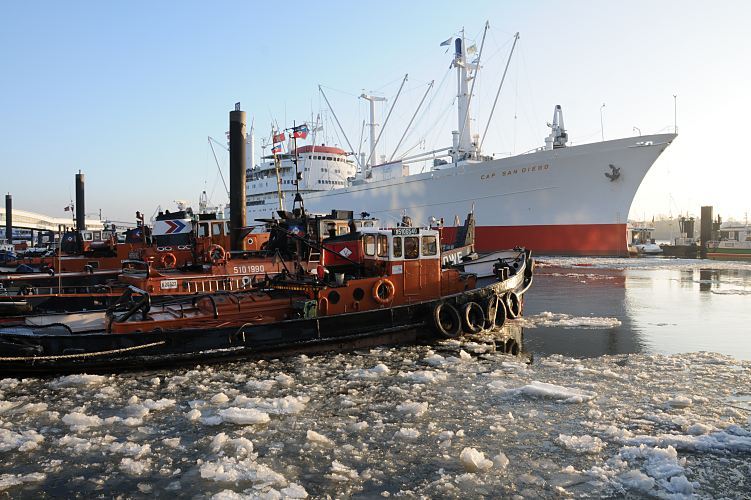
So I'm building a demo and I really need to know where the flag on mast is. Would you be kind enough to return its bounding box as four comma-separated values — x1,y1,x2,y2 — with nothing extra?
273,132,285,143
439,37,453,46
292,124,309,139
271,144,282,154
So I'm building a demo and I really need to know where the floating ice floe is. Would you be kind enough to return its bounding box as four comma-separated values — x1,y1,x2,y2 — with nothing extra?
328,460,359,482
217,408,271,425
556,434,605,454
503,381,597,403
306,430,334,447
200,457,287,487
50,374,108,388
0,472,45,491
0,428,44,452
459,447,493,472
394,427,420,440
396,401,428,417
348,363,391,380
61,411,103,431
517,311,622,329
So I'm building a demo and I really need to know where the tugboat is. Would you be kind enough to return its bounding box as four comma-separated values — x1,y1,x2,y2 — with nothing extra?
0,222,532,375
660,216,699,258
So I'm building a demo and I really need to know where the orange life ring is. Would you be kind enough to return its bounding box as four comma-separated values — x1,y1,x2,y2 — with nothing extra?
208,244,226,265
160,252,177,269
372,278,396,305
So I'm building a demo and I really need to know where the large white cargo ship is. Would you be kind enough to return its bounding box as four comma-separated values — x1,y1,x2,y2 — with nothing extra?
244,28,676,256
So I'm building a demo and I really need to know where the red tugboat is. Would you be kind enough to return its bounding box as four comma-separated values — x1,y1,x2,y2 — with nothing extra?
0,223,532,375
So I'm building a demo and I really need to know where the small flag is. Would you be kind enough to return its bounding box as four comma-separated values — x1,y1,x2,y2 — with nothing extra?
466,44,477,56
271,144,282,154
273,132,285,143
440,37,452,47
292,124,309,139
64,205,71,211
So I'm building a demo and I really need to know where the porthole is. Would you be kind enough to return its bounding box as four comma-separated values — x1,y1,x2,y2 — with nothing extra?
328,290,341,304
352,287,365,301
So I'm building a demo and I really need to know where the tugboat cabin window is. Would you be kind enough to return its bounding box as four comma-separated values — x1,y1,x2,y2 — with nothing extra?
364,234,376,256
404,236,419,259
212,223,222,236
392,236,403,258
198,223,209,237
377,235,388,257
83,232,93,241
422,235,437,256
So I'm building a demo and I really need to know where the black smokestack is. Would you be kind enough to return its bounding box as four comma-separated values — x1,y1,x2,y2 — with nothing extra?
229,104,247,252
5,194,11,242
75,171,86,232
700,205,713,258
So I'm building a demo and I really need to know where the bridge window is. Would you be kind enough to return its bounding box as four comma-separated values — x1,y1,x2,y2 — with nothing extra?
198,223,209,237
404,236,419,259
212,223,223,236
377,234,388,257
392,236,402,258
422,235,437,256
364,234,375,256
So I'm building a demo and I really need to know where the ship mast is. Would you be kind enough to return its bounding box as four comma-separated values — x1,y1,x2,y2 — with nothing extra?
360,93,386,169
453,29,474,161
271,127,285,212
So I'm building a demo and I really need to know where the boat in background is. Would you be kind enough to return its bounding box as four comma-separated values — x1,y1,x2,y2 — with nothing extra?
706,224,751,260
627,226,663,256
660,216,699,258
243,26,676,257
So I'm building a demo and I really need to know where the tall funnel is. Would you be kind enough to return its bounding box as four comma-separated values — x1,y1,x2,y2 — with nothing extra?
75,171,86,231
700,205,713,258
229,104,247,252
4,194,11,242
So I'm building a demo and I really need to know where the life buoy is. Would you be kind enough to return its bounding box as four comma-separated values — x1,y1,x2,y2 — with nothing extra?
482,295,499,330
494,296,507,328
208,244,226,265
431,301,462,339
505,291,521,319
462,301,485,334
372,278,395,305
160,252,177,269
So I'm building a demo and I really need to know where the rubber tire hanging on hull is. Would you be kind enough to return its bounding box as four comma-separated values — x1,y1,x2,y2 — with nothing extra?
431,301,462,339
483,295,499,329
506,291,521,319
462,301,485,334
495,297,507,328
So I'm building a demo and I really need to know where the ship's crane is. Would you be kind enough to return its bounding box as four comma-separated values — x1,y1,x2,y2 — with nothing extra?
545,105,568,150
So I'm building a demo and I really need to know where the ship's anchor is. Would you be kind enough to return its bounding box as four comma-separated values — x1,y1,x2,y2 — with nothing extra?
605,164,621,181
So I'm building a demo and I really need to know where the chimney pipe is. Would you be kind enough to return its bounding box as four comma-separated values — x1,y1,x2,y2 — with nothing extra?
75,171,86,232
700,205,713,258
4,194,11,242
229,105,247,252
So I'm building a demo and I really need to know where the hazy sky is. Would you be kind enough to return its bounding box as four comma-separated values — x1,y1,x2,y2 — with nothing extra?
1,1,749,224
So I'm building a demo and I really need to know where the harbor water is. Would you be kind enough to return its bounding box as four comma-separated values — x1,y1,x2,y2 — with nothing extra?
1,258,750,498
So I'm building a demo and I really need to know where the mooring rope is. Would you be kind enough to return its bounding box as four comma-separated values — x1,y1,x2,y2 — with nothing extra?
0,340,166,362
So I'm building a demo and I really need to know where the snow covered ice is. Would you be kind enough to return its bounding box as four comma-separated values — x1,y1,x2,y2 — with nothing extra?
0,342,748,498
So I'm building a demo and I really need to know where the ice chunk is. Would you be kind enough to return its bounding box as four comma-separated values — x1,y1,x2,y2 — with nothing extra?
618,469,655,492
119,457,152,476
217,408,270,425
275,373,294,387
394,428,420,440
328,460,359,481
211,392,230,404
504,381,596,403
162,437,181,449
517,311,622,329
493,452,509,469
50,374,108,388
459,447,493,472
185,409,202,422
556,434,605,454
200,457,287,486
62,411,102,431
400,370,448,384
347,421,369,432
280,483,308,498
306,430,334,447
0,429,44,452
0,472,45,491
396,401,428,417
666,396,692,408
348,363,391,380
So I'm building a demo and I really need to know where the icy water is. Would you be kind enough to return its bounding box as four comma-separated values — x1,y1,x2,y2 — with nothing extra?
1,258,750,498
